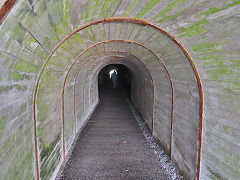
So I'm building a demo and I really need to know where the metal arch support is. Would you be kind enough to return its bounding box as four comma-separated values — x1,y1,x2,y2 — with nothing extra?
32,18,203,180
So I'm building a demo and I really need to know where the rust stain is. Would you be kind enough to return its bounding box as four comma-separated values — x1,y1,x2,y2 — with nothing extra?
110,58,122,61
172,37,203,180
32,92,40,180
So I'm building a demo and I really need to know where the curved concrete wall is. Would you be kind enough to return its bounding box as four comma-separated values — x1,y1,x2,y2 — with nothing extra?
0,0,239,180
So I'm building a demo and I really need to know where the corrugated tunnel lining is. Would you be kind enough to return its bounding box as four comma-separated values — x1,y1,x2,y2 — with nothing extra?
32,18,203,180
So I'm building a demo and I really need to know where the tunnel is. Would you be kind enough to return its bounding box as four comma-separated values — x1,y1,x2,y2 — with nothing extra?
98,64,131,97
60,63,159,179
98,62,153,130
0,1,240,180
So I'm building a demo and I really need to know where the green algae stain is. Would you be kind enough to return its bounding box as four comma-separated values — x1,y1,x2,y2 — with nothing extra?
12,72,31,81
0,116,7,131
192,41,235,84
207,166,227,180
85,0,94,22
35,1,47,17
200,55,225,67
192,42,221,54
26,36,37,47
0,85,27,94
4,39,11,50
36,48,48,61
40,134,61,179
84,28,96,42
156,4,192,23
19,103,27,114
36,73,55,123
223,125,228,131
211,67,228,75
43,37,51,50
98,0,114,18
15,61,36,73
232,81,240,90
196,0,240,18
54,25,63,40
40,70,57,85
96,24,105,41
73,33,86,47
215,150,240,178
0,86,12,94
198,55,216,61
2,58,10,67
122,0,141,17
12,23,26,44
80,9,85,22
230,59,240,67
135,0,161,19
37,107,47,122
85,0,102,22
107,0,122,17
91,0,100,20
179,19,209,37
36,99,48,122
0,136,14,154
38,128,44,137
229,81,240,91
62,0,71,27
196,7,220,18
151,0,188,20
48,0,66,41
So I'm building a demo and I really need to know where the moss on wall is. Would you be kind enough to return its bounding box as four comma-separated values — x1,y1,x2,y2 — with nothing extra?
135,0,161,19
39,133,61,179
0,116,7,131
151,0,188,21
179,19,209,37
122,0,141,17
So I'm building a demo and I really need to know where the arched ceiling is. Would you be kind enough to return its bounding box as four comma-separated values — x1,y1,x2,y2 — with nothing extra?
0,1,240,180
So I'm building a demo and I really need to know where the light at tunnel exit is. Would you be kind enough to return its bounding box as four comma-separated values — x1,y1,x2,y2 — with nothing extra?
109,69,118,78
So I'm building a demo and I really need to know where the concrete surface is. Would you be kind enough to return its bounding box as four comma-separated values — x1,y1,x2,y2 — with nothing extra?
0,0,239,180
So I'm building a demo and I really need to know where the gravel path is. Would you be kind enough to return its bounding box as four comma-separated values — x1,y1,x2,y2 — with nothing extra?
59,84,182,180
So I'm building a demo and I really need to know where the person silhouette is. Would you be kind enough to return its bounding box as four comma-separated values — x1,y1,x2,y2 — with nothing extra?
110,70,118,88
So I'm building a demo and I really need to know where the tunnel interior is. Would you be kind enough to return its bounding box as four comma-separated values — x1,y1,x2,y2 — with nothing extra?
62,62,173,179
1,1,240,180
98,64,131,98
